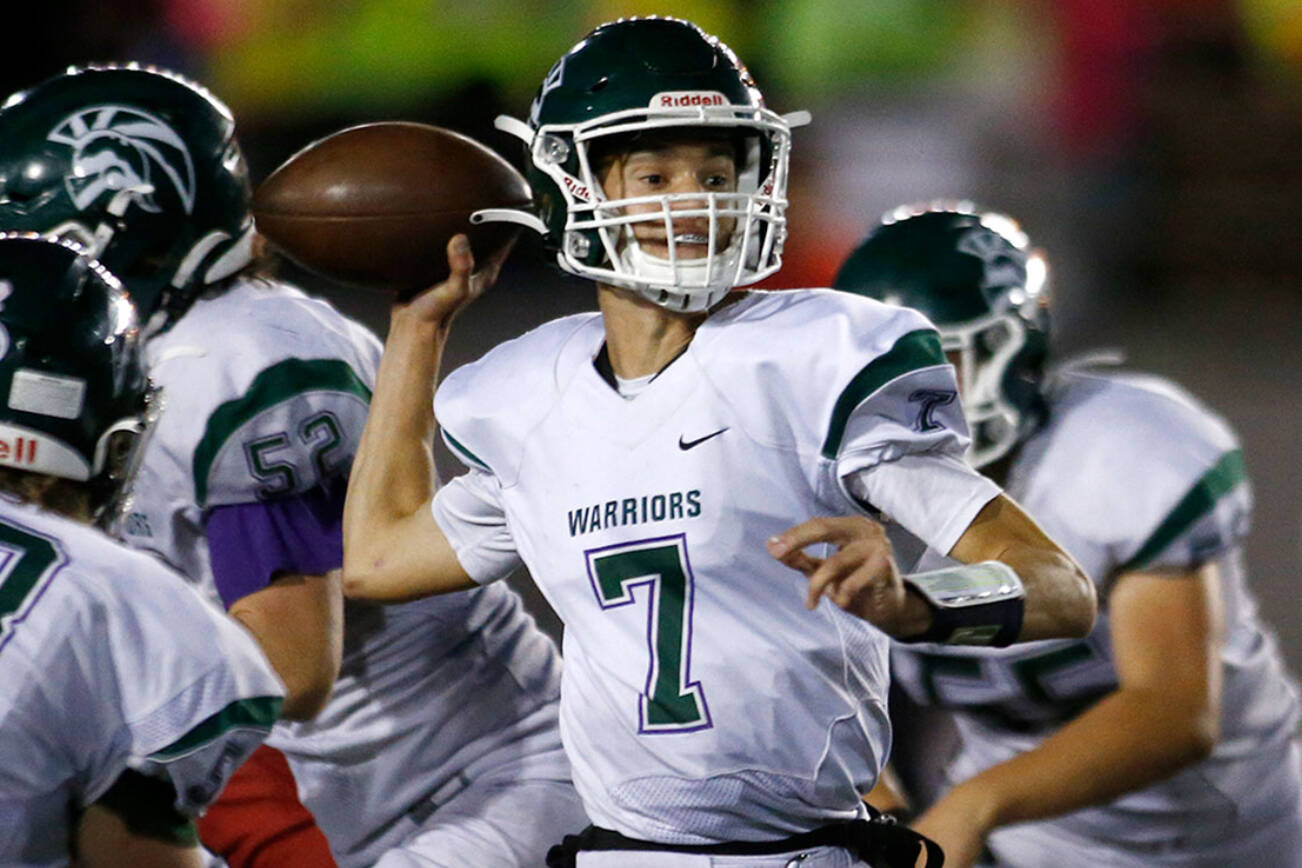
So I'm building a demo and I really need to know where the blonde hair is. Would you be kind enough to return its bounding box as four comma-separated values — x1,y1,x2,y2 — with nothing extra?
0,466,93,522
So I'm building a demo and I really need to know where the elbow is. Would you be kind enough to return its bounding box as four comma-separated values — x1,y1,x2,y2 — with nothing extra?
341,541,384,600
1047,557,1097,640
278,664,339,722
341,561,385,601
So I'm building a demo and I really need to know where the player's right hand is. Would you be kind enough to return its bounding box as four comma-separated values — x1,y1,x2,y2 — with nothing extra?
395,234,503,331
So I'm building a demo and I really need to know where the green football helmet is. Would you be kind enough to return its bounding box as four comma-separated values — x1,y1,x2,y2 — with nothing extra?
834,203,1051,467
480,17,810,312
0,64,254,330
0,233,151,517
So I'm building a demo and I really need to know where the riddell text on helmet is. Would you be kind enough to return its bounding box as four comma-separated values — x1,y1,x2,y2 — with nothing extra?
651,91,729,108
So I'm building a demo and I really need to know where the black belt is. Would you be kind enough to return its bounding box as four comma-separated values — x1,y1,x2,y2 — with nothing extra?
546,816,944,866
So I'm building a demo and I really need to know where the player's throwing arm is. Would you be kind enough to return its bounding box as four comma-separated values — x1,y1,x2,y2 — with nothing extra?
342,236,499,601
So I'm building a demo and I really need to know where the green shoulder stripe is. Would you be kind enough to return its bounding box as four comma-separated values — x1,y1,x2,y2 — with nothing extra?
821,328,946,459
1119,449,1246,573
193,358,372,505
443,430,490,472
150,695,283,761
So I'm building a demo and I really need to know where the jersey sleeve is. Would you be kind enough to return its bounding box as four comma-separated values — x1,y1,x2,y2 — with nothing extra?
204,477,347,608
845,452,1001,555
1116,447,1251,574
807,296,995,550
105,557,285,816
430,468,521,584
1032,372,1251,580
193,357,372,509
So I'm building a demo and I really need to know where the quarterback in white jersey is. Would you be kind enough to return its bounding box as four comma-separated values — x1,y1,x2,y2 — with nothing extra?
835,204,1302,867
0,67,584,867
0,235,283,867
343,19,1096,868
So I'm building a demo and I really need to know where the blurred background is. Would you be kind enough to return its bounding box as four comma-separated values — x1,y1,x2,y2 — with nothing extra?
7,1,1300,669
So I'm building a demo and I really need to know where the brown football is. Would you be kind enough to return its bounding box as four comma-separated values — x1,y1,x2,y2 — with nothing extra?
252,122,530,298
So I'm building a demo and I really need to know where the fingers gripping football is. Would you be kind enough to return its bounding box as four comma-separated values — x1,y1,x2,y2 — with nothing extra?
395,234,497,329
768,516,915,636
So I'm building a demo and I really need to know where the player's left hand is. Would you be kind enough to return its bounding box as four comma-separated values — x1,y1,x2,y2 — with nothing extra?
767,516,929,638
911,785,995,868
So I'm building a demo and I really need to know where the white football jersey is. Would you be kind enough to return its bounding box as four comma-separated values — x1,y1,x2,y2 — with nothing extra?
0,496,283,868
890,367,1302,859
432,289,1001,844
124,277,574,865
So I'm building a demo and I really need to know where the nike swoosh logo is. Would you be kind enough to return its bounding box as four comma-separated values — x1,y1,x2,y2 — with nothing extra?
678,427,729,451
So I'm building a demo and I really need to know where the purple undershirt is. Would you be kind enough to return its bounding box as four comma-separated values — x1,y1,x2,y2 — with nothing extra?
205,478,346,610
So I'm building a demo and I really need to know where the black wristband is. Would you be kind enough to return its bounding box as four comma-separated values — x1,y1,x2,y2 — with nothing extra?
899,562,1026,647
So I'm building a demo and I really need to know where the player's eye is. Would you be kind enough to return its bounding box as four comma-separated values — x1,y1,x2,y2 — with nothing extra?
704,173,730,188
637,173,664,186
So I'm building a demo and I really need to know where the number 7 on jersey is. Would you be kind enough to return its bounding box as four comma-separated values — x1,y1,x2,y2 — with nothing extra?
585,534,712,734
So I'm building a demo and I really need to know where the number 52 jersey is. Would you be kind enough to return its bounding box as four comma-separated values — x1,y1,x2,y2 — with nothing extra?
432,289,1003,844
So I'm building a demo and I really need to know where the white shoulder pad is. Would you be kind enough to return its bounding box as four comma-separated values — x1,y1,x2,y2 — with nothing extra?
192,357,374,507
436,313,601,484
695,289,953,464
1025,370,1249,574
148,280,383,508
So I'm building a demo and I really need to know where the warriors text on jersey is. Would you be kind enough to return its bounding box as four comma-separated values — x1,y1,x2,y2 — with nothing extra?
890,368,1302,865
0,496,283,868
431,288,1003,844
124,276,580,865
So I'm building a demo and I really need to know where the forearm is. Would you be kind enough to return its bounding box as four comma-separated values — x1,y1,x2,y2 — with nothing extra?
228,571,343,721
950,496,1096,642
343,312,443,574
954,686,1218,830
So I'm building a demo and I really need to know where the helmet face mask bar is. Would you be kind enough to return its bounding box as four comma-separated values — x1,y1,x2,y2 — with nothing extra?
533,101,798,312
940,308,1032,468
480,17,810,314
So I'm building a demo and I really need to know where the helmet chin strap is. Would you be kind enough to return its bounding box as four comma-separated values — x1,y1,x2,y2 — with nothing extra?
616,228,741,313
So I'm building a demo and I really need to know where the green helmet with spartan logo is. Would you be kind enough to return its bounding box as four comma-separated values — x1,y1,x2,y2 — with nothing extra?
0,65,254,331
834,203,1051,468
0,233,151,515
480,17,811,313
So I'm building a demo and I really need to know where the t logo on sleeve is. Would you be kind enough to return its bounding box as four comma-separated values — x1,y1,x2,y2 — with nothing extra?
909,389,956,432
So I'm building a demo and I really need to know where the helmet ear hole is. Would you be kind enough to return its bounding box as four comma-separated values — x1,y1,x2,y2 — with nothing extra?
101,428,138,483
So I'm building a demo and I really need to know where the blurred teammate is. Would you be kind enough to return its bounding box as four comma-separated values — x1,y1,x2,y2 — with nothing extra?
0,234,284,868
0,65,583,867
835,203,1302,867
342,18,1097,867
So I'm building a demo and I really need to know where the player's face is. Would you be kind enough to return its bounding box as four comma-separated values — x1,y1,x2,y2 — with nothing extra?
598,139,738,260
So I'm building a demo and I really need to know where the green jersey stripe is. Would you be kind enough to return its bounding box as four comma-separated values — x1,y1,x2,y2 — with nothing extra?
443,430,490,472
149,695,284,760
194,358,372,505
821,328,947,459
1119,449,1247,573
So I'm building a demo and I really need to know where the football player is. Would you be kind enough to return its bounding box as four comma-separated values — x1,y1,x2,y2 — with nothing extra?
0,66,585,867
834,203,1302,867
342,18,1097,867
0,234,284,868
